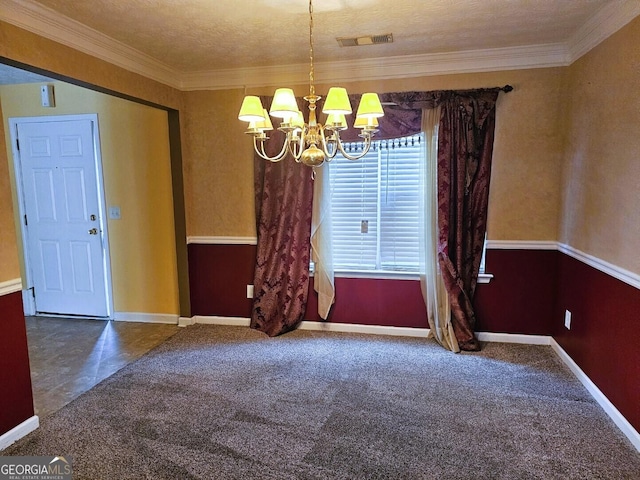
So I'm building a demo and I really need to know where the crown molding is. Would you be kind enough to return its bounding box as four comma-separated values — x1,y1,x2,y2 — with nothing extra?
0,0,180,88
567,0,640,62
2,0,638,91
180,43,570,91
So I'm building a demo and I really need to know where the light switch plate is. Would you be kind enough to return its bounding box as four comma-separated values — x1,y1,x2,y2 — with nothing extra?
109,206,121,219
40,84,55,107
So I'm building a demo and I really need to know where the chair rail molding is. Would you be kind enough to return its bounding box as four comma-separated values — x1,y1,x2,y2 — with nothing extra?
558,243,640,290
187,236,258,245
486,240,640,290
0,278,22,296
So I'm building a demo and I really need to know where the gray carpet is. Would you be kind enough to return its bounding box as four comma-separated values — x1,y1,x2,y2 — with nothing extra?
4,325,640,479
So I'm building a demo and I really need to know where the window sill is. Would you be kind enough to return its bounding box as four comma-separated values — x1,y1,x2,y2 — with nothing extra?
311,270,495,283
334,270,420,280
478,273,494,284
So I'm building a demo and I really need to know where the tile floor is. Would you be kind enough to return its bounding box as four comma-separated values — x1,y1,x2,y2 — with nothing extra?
25,316,179,418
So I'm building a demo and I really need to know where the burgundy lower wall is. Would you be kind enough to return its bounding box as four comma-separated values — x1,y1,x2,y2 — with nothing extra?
474,249,558,335
188,243,428,327
0,290,34,436
304,277,428,328
188,243,257,317
554,253,640,433
187,244,558,332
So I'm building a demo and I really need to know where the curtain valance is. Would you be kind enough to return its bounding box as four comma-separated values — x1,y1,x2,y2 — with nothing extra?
257,86,510,143
337,87,510,142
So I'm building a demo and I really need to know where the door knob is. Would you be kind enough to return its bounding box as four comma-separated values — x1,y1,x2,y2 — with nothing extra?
88,228,98,235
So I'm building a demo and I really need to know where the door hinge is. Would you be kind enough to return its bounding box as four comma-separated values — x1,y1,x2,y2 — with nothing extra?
24,214,28,226
16,138,20,151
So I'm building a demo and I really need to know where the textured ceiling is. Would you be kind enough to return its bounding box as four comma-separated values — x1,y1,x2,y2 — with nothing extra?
30,0,613,72
0,65,53,85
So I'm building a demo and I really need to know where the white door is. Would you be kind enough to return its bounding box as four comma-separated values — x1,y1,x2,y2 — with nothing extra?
13,116,111,317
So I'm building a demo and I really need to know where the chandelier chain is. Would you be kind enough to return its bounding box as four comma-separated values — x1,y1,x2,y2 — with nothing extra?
309,0,315,96
238,0,384,167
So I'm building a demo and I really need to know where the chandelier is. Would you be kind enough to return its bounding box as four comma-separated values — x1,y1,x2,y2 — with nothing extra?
237,0,384,167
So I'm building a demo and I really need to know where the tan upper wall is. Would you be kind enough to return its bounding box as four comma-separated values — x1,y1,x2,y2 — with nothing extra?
561,16,640,274
0,82,179,314
184,68,568,241
0,20,181,110
182,89,257,238
0,99,20,283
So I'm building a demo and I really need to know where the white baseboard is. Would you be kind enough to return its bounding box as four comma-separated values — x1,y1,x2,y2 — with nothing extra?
0,415,39,451
191,316,432,337
299,320,431,338
193,315,251,326
113,312,179,324
178,316,195,327
550,339,640,452
476,331,552,345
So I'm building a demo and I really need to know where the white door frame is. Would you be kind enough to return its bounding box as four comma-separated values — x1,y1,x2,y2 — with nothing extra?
9,114,113,318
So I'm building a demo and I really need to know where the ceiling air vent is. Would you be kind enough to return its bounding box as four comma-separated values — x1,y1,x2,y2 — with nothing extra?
337,33,393,47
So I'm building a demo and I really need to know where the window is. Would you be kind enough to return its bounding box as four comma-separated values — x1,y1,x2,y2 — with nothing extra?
330,133,424,273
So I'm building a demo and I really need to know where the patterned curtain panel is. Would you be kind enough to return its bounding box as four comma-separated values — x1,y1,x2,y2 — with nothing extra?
339,91,442,142
251,128,314,336
437,90,500,351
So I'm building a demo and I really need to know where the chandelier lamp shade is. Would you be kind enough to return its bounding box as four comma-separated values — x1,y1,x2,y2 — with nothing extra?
237,0,385,167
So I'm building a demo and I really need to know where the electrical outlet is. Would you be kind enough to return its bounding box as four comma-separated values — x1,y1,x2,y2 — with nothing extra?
246,285,254,299
564,310,572,330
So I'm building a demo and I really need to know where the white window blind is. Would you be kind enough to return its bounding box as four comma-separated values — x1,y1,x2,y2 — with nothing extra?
330,133,424,272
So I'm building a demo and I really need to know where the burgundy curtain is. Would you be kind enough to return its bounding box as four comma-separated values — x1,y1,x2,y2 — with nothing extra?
249,88,505,342
344,88,503,350
251,126,314,337
437,90,499,351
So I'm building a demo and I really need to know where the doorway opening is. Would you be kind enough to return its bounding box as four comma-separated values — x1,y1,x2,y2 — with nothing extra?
10,114,112,318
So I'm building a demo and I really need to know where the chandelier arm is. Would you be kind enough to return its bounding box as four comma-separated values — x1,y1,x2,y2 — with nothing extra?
336,135,374,161
253,135,289,162
325,140,339,160
319,126,339,160
289,127,306,161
